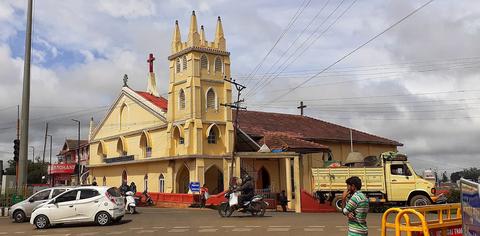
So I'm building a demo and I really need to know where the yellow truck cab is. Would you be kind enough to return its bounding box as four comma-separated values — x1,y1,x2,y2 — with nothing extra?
312,152,445,211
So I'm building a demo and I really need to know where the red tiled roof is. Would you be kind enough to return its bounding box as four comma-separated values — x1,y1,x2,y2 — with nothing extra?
260,132,330,151
135,91,168,111
236,110,402,146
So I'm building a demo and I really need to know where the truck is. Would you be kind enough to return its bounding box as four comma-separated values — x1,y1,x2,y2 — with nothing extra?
312,151,446,212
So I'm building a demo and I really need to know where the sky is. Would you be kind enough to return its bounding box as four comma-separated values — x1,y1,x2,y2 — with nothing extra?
0,0,479,175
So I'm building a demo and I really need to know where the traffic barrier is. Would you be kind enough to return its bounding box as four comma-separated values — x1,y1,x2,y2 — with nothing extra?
381,203,462,236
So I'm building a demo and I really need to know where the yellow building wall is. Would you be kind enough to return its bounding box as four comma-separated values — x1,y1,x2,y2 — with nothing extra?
326,142,398,163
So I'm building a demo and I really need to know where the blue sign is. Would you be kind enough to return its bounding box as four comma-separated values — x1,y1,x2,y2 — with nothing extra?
189,182,200,192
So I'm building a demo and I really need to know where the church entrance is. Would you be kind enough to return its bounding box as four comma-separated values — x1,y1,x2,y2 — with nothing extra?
256,167,270,190
204,165,224,194
176,165,190,193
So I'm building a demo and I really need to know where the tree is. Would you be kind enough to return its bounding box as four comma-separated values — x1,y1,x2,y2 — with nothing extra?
442,171,448,183
451,171,462,183
4,159,48,184
450,168,480,183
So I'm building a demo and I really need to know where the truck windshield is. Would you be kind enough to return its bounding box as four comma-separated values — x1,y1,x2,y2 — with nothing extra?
390,164,412,176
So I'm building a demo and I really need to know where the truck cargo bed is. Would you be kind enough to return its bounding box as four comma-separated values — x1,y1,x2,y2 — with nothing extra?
312,167,386,193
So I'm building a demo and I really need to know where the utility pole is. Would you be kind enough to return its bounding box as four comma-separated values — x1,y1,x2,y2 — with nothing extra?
47,135,52,186
15,105,19,191
72,119,81,185
42,122,48,175
18,0,34,195
297,101,307,116
220,77,246,186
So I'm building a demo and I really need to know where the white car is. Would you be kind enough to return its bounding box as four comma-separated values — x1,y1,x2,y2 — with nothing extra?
9,186,72,223
30,186,125,229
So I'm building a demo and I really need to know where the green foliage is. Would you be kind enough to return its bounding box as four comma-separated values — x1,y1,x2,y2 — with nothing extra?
4,159,48,184
447,189,460,203
450,167,480,183
441,171,448,183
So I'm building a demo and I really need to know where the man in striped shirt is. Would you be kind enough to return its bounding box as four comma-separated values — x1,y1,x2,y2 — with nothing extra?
342,176,369,235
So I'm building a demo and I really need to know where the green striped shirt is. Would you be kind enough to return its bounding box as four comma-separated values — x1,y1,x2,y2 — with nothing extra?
343,191,369,236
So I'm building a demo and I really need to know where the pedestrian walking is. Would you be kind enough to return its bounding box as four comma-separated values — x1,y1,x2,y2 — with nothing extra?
200,184,209,208
279,190,289,212
342,176,369,236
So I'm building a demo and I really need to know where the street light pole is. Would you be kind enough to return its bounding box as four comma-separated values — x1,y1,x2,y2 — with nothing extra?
72,119,81,185
47,135,52,186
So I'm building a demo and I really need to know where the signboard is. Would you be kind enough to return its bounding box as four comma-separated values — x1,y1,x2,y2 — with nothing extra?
461,178,480,236
48,164,76,174
105,155,134,163
189,182,200,192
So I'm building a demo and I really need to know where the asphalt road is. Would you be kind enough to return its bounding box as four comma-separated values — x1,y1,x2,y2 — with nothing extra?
0,207,387,236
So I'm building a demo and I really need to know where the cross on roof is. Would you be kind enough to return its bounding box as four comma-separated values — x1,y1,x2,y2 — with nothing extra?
297,101,307,116
147,53,155,73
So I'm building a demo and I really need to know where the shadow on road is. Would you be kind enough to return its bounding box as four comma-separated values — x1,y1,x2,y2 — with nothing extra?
44,219,132,229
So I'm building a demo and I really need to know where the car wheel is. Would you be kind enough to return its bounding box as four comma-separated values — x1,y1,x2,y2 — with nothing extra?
332,196,343,212
34,215,50,229
95,211,111,226
13,210,26,223
409,195,431,207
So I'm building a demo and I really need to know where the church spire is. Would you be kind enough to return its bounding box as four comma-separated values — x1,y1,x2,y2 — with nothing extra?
200,25,206,46
214,16,226,50
171,20,182,53
187,10,200,47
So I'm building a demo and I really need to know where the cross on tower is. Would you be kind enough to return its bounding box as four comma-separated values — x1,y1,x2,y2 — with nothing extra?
297,101,307,116
147,53,155,73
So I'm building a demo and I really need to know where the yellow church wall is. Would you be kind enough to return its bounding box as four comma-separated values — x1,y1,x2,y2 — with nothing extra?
149,129,169,158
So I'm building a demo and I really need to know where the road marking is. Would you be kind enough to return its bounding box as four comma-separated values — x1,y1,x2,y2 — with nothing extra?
138,230,157,233
307,226,325,228
77,233,98,236
0,233,7,235
268,228,290,232
14,232,25,234
221,226,235,228
304,228,325,232
152,226,165,229
336,226,347,228
245,226,261,228
198,226,215,228
167,229,189,233
269,225,291,228
107,232,126,235
129,227,144,230
198,229,218,233
172,226,190,229
231,228,252,232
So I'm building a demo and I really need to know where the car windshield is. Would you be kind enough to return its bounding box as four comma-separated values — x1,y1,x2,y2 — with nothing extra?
107,187,122,197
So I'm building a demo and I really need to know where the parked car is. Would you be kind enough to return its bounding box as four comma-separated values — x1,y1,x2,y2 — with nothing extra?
9,186,72,223
30,186,125,229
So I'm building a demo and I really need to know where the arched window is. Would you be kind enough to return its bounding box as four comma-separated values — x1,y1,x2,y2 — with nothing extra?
122,170,127,185
140,131,151,158
176,58,181,73
120,104,128,130
214,57,222,73
182,55,187,71
200,54,208,69
117,137,127,156
206,88,216,110
208,128,217,144
159,174,165,193
179,89,186,110
97,141,107,159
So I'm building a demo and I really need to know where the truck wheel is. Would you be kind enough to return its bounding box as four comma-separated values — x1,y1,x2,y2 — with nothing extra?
332,196,343,212
409,195,431,207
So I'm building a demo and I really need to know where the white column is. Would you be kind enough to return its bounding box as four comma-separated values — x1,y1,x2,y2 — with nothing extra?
293,155,301,213
285,157,293,210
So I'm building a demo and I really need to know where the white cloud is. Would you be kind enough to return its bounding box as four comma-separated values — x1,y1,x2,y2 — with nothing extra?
96,0,155,19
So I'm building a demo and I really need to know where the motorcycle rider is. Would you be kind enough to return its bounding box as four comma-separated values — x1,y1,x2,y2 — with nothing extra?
236,174,254,207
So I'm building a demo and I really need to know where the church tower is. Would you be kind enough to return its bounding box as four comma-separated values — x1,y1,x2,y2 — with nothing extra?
167,11,234,156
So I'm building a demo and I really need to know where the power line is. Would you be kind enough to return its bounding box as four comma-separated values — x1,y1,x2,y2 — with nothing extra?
247,0,357,97
245,0,333,92
264,0,436,104
243,0,311,88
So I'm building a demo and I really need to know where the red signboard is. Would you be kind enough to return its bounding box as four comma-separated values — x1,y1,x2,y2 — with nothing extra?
49,164,75,174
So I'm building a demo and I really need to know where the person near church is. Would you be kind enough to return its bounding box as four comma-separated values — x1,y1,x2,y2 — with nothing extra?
279,190,289,212
342,176,369,236
236,174,254,206
200,184,209,208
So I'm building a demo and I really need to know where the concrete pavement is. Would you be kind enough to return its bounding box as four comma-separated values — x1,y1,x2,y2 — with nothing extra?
0,207,388,235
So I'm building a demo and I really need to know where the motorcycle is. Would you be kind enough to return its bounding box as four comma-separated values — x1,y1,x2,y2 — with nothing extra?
125,191,136,214
218,189,268,217
139,190,154,206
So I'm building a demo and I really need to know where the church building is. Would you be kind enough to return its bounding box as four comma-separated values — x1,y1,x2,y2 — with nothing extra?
87,11,401,212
